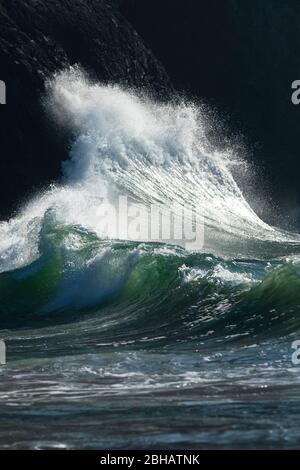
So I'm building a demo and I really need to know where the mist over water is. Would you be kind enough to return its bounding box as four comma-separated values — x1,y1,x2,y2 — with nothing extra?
1,68,300,449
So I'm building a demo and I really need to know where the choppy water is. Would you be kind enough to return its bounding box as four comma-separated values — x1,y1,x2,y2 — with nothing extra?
1,68,300,449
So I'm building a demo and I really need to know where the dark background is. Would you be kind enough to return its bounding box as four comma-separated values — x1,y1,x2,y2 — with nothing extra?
121,0,300,226
1,0,300,227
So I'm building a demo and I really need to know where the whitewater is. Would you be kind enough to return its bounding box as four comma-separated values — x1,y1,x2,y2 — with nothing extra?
1,68,300,449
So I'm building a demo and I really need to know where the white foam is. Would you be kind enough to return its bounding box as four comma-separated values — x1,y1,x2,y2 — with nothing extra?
0,67,299,273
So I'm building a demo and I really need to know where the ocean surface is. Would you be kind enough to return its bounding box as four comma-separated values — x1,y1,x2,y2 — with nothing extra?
1,68,300,449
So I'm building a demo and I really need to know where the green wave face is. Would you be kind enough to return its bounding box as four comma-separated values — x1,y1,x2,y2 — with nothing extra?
1,217,300,347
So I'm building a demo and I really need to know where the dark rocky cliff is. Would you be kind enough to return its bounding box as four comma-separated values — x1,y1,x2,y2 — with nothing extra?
0,0,172,218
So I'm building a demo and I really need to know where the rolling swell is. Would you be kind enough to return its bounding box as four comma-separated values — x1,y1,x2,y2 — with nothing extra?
1,216,300,350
